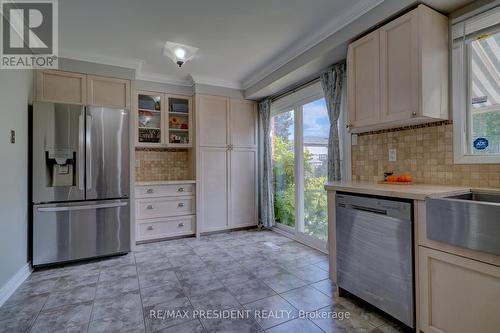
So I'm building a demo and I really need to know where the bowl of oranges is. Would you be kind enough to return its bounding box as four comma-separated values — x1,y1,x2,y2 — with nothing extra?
380,173,413,184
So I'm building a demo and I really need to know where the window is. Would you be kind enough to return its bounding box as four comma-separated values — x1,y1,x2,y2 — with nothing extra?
302,99,329,241
272,110,295,228
270,81,345,250
452,5,500,163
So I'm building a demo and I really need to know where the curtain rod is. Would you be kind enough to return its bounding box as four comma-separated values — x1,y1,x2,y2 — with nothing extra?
270,76,320,103
269,60,345,103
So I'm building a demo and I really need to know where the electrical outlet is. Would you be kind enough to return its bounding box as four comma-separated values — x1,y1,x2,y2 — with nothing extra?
389,149,397,162
10,130,15,144
351,134,358,146
135,159,141,168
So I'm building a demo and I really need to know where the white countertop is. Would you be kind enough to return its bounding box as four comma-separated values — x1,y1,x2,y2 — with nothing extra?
135,180,196,186
324,181,471,200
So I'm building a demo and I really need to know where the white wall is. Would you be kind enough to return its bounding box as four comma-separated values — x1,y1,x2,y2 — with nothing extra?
0,70,32,288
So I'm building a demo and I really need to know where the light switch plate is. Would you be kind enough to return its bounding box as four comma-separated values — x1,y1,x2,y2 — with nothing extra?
351,134,358,146
135,159,140,168
389,149,397,162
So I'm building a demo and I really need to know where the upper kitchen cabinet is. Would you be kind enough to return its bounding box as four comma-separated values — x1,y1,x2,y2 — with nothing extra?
166,95,193,148
34,70,131,108
347,5,448,133
347,30,380,128
35,70,87,105
197,95,230,147
87,75,130,109
135,92,193,148
136,91,164,146
230,99,258,149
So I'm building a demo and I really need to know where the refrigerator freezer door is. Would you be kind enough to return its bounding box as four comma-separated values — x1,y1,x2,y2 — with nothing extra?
85,107,129,200
33,199,130,266
32,102,85,203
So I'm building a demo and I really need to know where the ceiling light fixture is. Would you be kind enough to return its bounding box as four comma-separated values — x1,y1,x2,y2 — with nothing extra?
163,41,198,68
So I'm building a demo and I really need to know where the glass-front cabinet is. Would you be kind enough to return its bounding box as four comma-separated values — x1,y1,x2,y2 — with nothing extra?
137,92,163,145
167,95,192,147
135,91,192,148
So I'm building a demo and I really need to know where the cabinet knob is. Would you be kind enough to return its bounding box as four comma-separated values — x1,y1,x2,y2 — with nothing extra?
178,202,185,208
147,226,154,230
177,187,184,192
178,222,184,227
146,188,154,194
411,111,417,117
146,205,154,210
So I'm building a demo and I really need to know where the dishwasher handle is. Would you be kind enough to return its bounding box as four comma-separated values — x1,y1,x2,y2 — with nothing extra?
351,204,387,216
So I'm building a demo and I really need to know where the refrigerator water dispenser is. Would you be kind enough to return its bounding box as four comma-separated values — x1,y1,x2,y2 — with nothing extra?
46,149,76,187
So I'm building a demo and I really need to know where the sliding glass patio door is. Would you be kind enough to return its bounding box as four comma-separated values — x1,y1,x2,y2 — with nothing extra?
271,85,331,251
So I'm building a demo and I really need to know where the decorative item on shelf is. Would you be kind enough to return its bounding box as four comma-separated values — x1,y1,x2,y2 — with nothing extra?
169,116,180,129
169,133,188,144
138,117,150,127
180,123,188,130
154,101,161,110
170,103,188,113
139,128,161,143
170,133,180,144
139,96,156,110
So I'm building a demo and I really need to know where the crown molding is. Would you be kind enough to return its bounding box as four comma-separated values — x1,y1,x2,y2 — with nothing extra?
59,49,240,88
189,74,242,90
241,0,384,89
59,49,142,71
136,71,194,87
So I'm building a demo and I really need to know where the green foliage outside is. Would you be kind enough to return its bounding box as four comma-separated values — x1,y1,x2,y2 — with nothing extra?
472,111,500,153
273,136,328,240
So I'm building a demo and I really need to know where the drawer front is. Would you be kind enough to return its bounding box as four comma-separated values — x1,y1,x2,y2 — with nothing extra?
135,184,195,198
137,216,194,241
136,197,195,219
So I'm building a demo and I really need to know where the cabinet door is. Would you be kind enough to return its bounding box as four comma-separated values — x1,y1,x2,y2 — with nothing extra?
87,75,130,108
229,148,257,228
199,147,228,232
35,70,86,105
380,10,419,122
419,247,500,333
230,99,257,149
166,95,192,148
136,92,163,146
347,30,380,128
197,95,229,147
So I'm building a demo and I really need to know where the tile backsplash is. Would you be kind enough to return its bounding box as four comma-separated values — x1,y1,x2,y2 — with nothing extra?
135,148,191,181
351,121,500,187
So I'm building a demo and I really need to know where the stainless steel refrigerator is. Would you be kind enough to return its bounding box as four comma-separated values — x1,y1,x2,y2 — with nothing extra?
32,102,130,267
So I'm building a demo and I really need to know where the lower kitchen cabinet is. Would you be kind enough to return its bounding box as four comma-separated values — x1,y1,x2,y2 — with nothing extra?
137,215,195,241
135,182,196,242
198,147,229,232
229,148,257,228
418,246,500,333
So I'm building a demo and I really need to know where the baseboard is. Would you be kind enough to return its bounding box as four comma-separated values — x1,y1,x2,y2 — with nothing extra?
0,263,32,307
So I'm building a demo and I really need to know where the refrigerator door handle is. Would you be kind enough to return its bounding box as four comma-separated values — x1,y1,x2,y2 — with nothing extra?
86,114,92,190
37,201,128,212
78,113,85,191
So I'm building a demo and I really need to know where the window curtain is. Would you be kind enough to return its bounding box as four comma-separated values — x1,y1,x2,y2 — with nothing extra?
258,98,275,228
320,62,346,182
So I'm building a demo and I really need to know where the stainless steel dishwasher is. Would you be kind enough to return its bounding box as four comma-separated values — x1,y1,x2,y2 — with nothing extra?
336,193,414,328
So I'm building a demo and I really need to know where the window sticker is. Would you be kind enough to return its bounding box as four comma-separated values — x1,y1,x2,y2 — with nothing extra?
473,137,489,150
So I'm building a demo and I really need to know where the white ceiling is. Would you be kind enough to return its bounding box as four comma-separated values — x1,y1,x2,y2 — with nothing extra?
59,0,384,88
